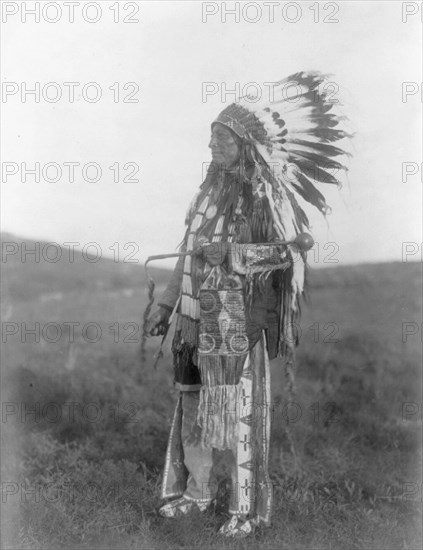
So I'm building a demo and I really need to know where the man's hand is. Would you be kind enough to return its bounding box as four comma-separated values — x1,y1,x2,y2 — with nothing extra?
146,307,171,336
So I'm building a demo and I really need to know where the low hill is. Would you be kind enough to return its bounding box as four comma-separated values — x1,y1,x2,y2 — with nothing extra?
2,232,421,303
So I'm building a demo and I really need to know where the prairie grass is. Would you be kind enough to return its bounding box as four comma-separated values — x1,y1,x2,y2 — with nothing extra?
1,239,421,549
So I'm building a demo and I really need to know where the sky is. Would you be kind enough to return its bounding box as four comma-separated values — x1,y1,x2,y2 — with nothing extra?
1,1,422,269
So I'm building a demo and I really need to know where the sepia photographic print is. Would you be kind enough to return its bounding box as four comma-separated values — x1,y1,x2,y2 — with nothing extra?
1,1,422,548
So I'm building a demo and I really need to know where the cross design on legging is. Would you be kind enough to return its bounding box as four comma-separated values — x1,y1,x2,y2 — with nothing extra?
240,479,251,498
240,433,251,451
241,388,251,407
172,459,183,469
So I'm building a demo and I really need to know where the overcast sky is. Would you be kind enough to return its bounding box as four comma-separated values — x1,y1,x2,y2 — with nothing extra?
2,1,422,269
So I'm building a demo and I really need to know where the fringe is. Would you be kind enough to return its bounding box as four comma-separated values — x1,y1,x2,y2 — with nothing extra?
282,349,299,469
197,382,243,451
179,316,199,347
198,354,247,386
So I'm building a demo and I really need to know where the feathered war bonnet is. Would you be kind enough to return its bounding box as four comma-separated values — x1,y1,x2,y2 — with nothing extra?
209,71,352,340
211,71,351,216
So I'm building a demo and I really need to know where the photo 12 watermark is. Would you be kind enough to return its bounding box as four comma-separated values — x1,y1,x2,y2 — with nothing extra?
401,243,423,262
200,480,423,506
1,162,140,184
201,160,343,192
1,82,140,103
201,2,340,24
401,2,423,23
1,241,141,264
1,481,144,504
402,402,423,422
401,322,423,343
1,1,140,24
402,162,422,183
402,82,423,103
1,320,341,345
201,79,340,104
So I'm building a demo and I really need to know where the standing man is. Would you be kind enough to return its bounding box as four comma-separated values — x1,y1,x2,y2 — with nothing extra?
146,72,350,537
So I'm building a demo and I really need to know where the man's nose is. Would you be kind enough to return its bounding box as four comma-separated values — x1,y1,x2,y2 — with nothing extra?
209,135,218,149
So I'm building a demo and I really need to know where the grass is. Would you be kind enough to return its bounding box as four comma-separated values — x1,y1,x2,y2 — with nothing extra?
1,235,422,549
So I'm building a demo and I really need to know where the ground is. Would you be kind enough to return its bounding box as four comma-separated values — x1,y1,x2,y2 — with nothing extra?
1,236,422,549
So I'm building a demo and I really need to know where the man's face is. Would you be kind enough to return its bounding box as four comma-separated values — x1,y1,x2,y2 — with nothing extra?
209,123,241,169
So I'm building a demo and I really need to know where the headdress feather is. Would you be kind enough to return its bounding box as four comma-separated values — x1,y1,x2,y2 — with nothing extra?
212,71,352,216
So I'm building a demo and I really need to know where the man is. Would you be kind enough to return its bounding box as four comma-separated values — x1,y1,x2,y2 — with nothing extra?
146,71,350,537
